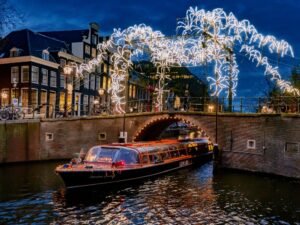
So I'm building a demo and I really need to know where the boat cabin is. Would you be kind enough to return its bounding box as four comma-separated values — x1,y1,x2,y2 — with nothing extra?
82,138,212,168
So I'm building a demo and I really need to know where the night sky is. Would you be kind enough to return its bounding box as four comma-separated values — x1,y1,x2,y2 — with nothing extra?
9,0,300,97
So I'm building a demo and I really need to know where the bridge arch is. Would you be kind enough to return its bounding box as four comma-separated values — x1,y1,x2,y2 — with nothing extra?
132,114,214,142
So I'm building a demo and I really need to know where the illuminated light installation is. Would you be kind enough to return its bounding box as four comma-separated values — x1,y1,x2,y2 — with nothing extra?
66,7,299,114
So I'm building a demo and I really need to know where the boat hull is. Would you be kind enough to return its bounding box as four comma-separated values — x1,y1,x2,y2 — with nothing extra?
57,152,213,189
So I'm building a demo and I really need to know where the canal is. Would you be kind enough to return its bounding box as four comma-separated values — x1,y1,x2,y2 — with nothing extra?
0,161,299,224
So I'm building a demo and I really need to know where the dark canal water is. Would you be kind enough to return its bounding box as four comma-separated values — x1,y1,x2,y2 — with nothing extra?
0,161,299,225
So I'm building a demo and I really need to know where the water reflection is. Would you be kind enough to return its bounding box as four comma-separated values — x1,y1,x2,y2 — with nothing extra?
0,161,299,224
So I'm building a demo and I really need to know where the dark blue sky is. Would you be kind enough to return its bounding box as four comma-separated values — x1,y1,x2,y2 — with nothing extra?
10,0,300,97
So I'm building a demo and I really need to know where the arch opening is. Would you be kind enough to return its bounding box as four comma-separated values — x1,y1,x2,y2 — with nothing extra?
133,116,210,142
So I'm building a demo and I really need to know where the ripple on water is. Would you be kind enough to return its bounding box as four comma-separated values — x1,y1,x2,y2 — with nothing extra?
0,162,300,224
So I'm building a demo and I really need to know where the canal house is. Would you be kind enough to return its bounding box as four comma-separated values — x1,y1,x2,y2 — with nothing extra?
0,23,109,117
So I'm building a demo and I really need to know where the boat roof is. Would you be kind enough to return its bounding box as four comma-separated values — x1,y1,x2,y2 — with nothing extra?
108,138,210,153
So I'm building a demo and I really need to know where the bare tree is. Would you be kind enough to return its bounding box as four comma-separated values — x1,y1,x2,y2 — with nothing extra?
0,0,23,38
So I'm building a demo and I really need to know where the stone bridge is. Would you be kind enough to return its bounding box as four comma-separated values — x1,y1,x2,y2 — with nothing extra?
0,112,300,178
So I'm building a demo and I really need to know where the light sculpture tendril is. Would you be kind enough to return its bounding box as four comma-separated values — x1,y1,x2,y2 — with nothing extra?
65,7,299,114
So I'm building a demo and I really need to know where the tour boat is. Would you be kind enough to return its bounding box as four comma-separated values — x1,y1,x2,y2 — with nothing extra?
55,138,215,189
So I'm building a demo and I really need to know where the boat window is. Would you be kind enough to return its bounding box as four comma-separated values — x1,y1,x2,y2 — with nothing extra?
179,148,187,156
115,149,139,164
141,154,148,164
170,150,179,158
161,152,170,160
85,147,117,163
148,154,162,163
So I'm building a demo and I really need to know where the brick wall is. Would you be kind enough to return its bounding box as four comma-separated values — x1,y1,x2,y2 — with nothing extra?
0,113,299,178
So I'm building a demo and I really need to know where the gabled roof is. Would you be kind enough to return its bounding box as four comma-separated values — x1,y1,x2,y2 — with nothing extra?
0,29,69,63
39,29,89,44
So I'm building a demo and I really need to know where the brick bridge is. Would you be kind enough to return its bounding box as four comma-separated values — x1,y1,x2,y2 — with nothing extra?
0,112,300,178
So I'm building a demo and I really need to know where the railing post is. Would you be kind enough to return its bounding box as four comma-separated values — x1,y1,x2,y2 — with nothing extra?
240,97,243,113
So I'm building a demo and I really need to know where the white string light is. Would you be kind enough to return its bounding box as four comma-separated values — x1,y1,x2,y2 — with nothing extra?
65,7,299,114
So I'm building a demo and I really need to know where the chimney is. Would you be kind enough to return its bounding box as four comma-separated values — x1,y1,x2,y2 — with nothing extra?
89,22,100,32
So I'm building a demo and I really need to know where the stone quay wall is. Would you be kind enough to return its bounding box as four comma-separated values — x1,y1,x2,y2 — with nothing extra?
0,113,299,178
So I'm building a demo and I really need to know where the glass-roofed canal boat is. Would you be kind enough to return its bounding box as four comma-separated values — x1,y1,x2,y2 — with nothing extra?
55,137,215,189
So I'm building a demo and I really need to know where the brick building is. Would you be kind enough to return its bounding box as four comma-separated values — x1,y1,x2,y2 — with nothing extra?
0,23,110,117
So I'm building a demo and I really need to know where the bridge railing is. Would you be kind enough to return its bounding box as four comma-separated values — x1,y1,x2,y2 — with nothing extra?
125,96,300,114
1,96,299,120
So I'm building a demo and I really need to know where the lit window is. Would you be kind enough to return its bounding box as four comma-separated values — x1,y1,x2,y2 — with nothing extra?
1,89,9,106
59,92,65,111
103,64,108,73
49,92,56,115
21,88,29,107
102,76,107,90
31,89,38,107
11,66,19,83
42,69,48,85
40,90,47,114
21,66,29,83
133,85,136,98
31,66,39,84
50,71,57,87
42,49,50,61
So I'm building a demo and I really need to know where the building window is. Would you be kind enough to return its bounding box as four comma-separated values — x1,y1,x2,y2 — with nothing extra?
102,76,107,90
91,48,97,58
40,90,47,114
96,76,100,90
90,75,95,90
85,45,90,55
132,85,136,98
89,95,94,110
83,95,89,114
42,69,48,85
59,92,65,111
74,78,80,90
60,74,66,88
31,66,39,84
84,75,89,89
49,91,56,115
42,49,50,61
247,140,256,150
285,142,299,155
21,88,29,107
83,95,88,106
1,89,9,106
103,64,108,73
31,89,38,107
60,58,66,68
92,35,97,45
11,66,19,83
96,65,101,73
10,47,19,57
50,71,57,87
108,78,111,90
21,66,29,83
